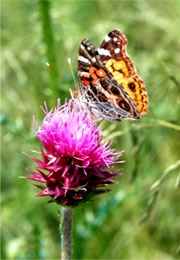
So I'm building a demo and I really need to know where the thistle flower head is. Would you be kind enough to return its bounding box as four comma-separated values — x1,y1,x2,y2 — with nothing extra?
28,100,122,206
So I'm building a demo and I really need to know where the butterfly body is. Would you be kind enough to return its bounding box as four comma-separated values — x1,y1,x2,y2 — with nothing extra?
76,30,148,122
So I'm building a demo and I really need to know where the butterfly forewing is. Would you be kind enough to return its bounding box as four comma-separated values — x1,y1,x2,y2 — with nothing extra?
99,30,148,115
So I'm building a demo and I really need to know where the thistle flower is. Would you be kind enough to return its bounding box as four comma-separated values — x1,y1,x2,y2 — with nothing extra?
28,100,123,206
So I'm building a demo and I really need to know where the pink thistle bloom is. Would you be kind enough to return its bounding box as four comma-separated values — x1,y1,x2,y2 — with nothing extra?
28,100,123,206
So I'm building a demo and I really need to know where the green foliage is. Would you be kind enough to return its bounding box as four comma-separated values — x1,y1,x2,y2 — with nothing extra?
1,0,180,259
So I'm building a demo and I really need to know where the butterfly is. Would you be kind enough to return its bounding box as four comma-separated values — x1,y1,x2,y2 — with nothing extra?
75,29,148,123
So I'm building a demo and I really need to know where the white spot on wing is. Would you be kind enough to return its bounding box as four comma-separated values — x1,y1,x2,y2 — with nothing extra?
78,56,91,64
113,37,117,42
80,44,85,50
98,48,110,56
92,57,96,62
105,34,111,42
114,48,120,54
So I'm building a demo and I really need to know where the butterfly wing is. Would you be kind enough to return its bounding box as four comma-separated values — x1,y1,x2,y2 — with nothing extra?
98,30,148,115
78,38,140,122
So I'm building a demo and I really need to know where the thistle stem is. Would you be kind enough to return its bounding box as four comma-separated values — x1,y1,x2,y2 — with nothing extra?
61,207,73,260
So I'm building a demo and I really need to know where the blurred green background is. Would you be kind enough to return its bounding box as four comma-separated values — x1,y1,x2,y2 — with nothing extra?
1,0,180,259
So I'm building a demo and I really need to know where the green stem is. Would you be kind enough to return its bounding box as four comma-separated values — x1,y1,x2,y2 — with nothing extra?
61,207,73,260
38,0,59,100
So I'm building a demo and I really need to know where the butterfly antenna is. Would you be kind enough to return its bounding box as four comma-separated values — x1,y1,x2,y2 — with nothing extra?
46,62,61,78
67,57,78,90
69,88,74,99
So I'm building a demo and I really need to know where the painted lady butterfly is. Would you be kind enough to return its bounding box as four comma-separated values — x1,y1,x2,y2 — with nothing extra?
75,29,148,122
